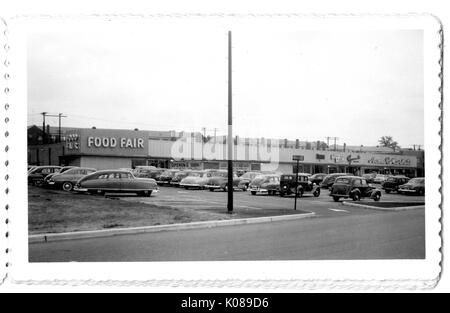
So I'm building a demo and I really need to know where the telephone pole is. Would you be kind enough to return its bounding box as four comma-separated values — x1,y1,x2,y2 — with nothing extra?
227,30,233,214
41,112,47,144
42,113,67,143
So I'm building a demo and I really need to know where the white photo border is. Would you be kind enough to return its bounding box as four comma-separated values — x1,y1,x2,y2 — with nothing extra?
1,14,443,290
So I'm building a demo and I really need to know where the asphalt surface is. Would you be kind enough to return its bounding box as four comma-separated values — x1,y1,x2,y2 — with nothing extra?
29,185,425,262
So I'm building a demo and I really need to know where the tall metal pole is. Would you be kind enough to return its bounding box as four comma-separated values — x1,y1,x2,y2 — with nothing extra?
227,31,233,214
58,113,62,143
41,112,47,144
294,159,299,211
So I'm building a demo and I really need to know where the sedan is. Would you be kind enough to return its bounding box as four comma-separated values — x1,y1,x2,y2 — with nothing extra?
47,167,97,191
398,177,425,196
75,170,158,197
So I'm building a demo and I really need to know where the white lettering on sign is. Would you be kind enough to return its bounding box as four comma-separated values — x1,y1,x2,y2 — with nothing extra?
88,136,143,149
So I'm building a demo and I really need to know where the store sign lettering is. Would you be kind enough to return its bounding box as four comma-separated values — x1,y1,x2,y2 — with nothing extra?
66,133,80,150
87,136,144,149
368,157,411,166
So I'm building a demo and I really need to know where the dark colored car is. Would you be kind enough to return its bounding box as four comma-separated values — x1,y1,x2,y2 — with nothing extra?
329,176,381,202
381,175,410,193
279,173,320,197
398,177,425,196
204,170,241,192
320,173,349,189
47,167,97,191
28,166,62,187
75,170,158,197
156,169,180,185
43,166,76,186
237,171,261,191
309,173,327,185
133,167,165,180
248,174,281,195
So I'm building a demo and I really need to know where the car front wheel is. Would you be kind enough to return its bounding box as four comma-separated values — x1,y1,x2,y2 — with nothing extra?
62,182,73,191
352,192,361,201
333,196,340,202
373,192,381,201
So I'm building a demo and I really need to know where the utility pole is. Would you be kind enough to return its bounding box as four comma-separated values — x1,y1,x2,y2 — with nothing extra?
227,30,233,214
45,113,67,143
41,112,47,144
201,127,206,160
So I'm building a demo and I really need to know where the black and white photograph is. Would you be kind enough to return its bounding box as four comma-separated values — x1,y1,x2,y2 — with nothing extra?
0,13,444,291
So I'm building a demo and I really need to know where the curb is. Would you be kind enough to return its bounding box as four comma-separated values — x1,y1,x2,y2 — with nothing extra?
342,201,425,211
29,212,316,244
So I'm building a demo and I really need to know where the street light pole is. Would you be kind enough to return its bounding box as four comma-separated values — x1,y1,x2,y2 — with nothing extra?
294,159,299,211
227,30,233,214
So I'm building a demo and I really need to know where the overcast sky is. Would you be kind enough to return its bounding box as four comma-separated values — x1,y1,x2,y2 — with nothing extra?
27,29,423,147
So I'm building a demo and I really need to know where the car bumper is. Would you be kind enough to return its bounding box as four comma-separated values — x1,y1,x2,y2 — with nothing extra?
73,187,88,192
204,185,223,190
250,188,268,194
398,188,418,193
180,183,201,187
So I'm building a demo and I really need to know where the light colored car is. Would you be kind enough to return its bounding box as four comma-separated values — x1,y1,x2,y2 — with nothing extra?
47,167,97,191
75,170,158,197
249,174,281,195
373,174,388,184
204,171,241,192
179,169,220,189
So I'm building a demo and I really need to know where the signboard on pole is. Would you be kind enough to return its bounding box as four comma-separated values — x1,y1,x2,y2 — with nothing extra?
292,155,304,161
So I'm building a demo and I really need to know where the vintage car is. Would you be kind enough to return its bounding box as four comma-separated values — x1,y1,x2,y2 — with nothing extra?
47,167,97,191
309,173,327,185
373,174,388,184
329,176,382,202
279,173,321,197
248,174,281,195
74,170,158,196
43,166,76,185
398,177,425,196
236,171,261,191
381,175,410,193
319,173,349,189
362,172,377,183
133,167,165,180
28,165,62,187
170,170,198,187
204,170,242,192
156,169,180,185
179,170,219,189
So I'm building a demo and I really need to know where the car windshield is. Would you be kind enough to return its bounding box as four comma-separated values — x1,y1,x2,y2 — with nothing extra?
213,172,228,178
188,172,202,177
251,176,267,184
335,178,352,184
408,178,424,185
386,177,397,182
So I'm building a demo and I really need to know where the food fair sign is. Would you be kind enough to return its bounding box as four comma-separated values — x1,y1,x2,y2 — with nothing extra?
65,128,148,157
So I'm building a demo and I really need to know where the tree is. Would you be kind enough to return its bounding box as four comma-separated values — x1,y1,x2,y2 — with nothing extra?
378,136,400,152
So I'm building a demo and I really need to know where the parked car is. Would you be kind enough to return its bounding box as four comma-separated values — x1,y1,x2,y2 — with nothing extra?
362,172,377,183
47,167,97,191
248,174,281,195
156,169,180,185
279,173,321,197
373,174,388,184
204,170,241,192
320,173,349,189
75,170,158,196
170,170,197,187
28,166,62,187
43,166,76,186
381,175,410,193
179,170,219,189
237,171,261,191
309,173,327,185
329,176,382,202
133,167,165,180
398,177,425,196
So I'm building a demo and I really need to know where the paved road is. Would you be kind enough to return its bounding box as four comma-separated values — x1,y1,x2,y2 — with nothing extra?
29,208,425,262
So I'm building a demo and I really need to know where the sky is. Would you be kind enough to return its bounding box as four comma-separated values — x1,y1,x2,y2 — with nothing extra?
27,29,424,148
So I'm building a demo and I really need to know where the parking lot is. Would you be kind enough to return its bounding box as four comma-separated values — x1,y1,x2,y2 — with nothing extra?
122,184,425,219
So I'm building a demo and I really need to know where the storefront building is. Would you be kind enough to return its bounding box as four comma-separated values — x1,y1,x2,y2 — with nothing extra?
27,127,422,177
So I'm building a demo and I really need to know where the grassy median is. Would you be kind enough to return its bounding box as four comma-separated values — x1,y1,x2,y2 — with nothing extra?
28,186,308,234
